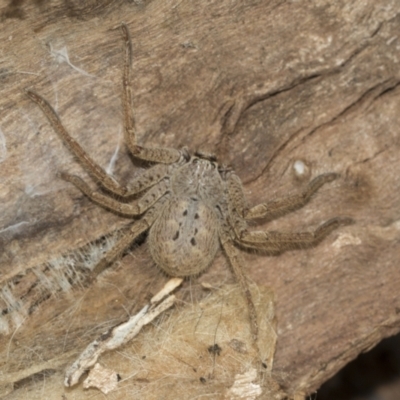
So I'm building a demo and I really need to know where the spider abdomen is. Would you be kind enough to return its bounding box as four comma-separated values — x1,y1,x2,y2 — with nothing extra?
148,196,220,277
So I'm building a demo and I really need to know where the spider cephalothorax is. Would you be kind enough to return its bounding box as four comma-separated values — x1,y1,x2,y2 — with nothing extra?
26,24,352,342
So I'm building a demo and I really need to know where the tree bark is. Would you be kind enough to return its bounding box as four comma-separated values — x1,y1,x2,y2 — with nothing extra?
1,0,400,398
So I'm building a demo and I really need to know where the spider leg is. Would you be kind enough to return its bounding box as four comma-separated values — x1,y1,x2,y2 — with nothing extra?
91,196,168,277
26,89,175,198
245,173,339,220
227,173,249,218
220,234,258,341
237,217,354,252
90,220,149,277
120,24,182,164
226,173,252,240
26,89,134,197
62,172,169,216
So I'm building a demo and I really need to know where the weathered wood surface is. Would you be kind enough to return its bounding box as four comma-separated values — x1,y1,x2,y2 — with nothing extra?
1,0,400,398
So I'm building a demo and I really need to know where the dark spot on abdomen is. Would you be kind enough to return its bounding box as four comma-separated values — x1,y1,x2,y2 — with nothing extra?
173,231,180,240
190,237,196,246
